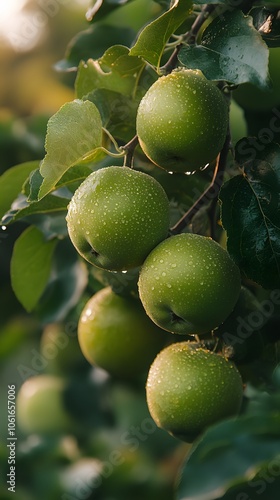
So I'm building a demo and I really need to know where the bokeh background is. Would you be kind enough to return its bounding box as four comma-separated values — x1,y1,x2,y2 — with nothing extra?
0,2,188,499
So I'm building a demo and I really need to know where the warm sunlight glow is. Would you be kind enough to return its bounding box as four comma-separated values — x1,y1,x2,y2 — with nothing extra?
0,0,37,52
0,0,26,28
0,0,89,52
0,0,27,45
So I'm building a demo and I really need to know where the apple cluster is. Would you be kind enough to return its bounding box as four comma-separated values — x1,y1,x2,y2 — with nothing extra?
67,162,241,331
65,69,243,440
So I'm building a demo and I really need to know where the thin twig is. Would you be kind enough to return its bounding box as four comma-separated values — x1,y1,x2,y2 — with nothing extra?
184,4,216,44
207,195,219,240
161,43,183,74
120,135,139,168
170,127,231,235
160,4,217,74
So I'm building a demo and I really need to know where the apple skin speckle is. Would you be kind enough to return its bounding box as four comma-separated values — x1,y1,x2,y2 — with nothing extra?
146,341,243,441
138,233,241,335
66,166,170,271
136,68,228,173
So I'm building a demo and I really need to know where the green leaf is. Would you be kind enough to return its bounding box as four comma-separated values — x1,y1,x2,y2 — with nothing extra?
154,0,171,6
250,7,280,48
38,100,103,200
27,214,69,240
27,163,106,237
75,45,144,99
83,65,156,141
2,194,69,225
193,0,227,2
35,238,88,323
100,45,144,76
129,0,193,69
179,10,270,88
86,88,139,141
177,413,280,500
10,226,57,312
86,0,132,22
218,475,280,500
27,168,44,202
104,0,164,31
219,142,280,289
56,165,93,189
56,24,136,71
0,161,39,221
28,165,94,202
261,0,280,6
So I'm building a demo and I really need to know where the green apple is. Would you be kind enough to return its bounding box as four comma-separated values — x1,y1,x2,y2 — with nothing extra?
138,233,241,335
233,47,280,111
78,286,167,379
136,68,229,173
16,375,73,435
146,341,243,440
66,166,170,271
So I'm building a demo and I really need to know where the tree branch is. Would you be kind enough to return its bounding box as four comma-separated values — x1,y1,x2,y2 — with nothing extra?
160,4,216,74
170,127,231,235
121,135,139,168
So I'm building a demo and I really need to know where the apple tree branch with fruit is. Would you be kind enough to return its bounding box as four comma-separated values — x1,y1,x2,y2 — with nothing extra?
1,0,280,498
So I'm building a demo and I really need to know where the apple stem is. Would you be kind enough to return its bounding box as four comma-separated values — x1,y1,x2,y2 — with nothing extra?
102,127,124,153
170,126,231,236
121,134,139,168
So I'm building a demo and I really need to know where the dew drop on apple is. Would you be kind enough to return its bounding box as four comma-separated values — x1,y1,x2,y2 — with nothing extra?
200,163,209,171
